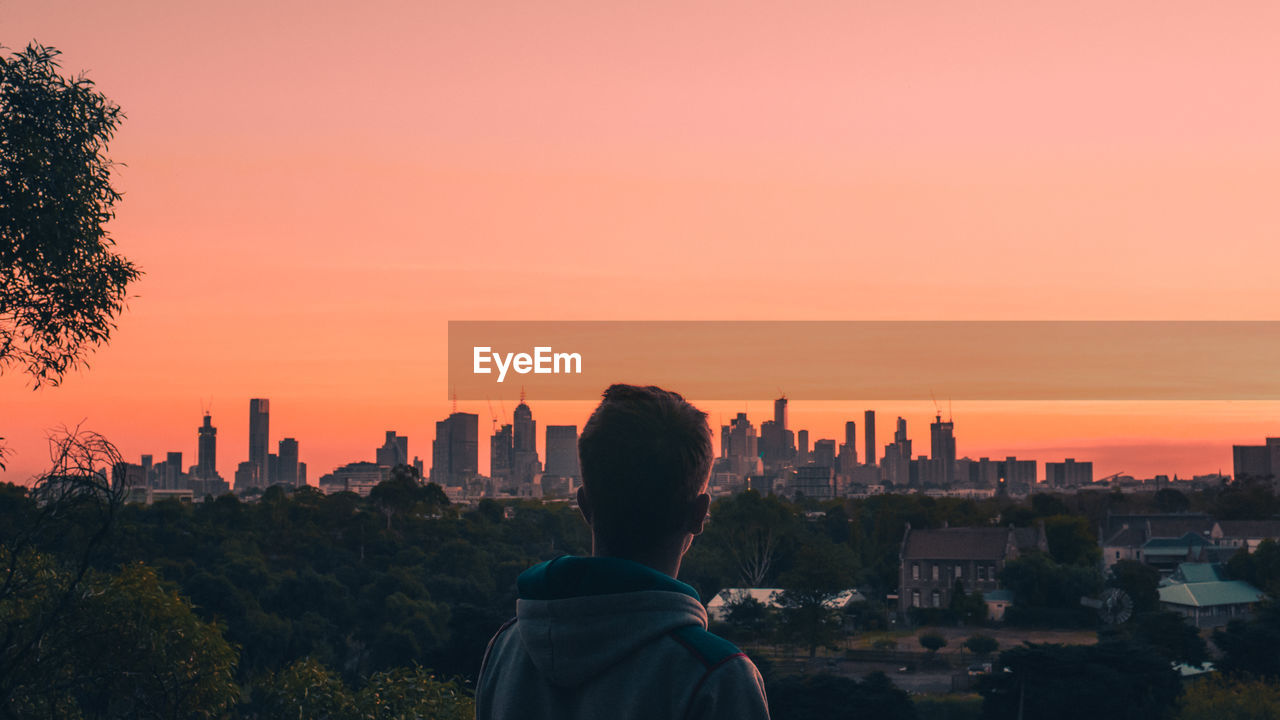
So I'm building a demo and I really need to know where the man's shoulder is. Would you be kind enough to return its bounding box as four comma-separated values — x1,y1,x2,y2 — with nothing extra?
667,625,745,669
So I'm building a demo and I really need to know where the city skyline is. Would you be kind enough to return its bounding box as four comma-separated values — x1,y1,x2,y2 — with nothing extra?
54,393,1272,492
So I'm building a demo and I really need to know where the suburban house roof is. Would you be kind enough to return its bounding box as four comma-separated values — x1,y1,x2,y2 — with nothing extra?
1158,580,1264,608
1163,563,1227,585
902,527,1023,561
1143,533,1213,551
1102,513,1216,548
1215,520,1280,539
706,587,863,617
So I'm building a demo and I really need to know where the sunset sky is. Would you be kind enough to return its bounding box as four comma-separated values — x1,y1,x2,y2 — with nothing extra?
3,1,1279,483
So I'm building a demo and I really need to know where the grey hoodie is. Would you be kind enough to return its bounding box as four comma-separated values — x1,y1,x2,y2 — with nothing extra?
476,555,770,720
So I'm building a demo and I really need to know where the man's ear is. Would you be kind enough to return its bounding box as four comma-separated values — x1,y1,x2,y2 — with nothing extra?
576,486,593,525
688,493,711,536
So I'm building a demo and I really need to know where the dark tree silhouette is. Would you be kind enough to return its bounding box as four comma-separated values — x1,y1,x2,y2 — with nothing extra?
1,43,140,390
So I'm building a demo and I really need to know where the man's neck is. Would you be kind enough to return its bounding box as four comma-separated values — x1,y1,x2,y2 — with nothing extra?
591,537,686,578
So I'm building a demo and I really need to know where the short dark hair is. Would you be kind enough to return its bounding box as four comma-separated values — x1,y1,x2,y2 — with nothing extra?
577,384,713,555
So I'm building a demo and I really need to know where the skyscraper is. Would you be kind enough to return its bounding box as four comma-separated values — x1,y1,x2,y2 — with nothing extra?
165,451,182,490
512,401,540,487
249,398,270,488
278,438,299,486
864,410,876,467
376,431,409,467
491,424,514,486
544,425,581,479
431,412,479,486
774,396,788,430
197,413,217,480
930,413,956,485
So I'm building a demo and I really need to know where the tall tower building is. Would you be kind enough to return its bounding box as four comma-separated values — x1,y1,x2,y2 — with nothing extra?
544,425,581,479
431,412,479,486
278,438,300,486
511,400,540,487
197,413,217,480
165,451,182,490
774,396,788,430
864,410,876,467
249,398,270,488
376,431,409,467
491,424,514,485
930,413,956,485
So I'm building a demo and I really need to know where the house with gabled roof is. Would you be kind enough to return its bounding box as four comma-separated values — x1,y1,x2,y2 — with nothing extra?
1158,562,1265,628
1211,520,1280,552
898,522,1047,617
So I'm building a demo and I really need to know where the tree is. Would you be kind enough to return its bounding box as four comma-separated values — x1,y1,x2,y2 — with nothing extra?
1108,559,1161,613
1226,538,1280,596
0,428,127,703
1043,515,1100,566
1123,610,1208,666
775,541,857,658
704,490,797,586
1,43,141,388
948,580,988,626
919,632,948,657
721,593,774,639
1213,601,1280,679
768,672,915,720
979,640,1180,720
3,561,238,718
963,634,999,658
1153,488,1190,513
1176,675,1280,720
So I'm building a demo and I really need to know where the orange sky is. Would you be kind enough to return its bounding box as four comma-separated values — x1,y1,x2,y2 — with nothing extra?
2,1,1279,483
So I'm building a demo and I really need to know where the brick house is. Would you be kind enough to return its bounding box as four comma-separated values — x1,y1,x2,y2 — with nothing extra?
898,523,1048,616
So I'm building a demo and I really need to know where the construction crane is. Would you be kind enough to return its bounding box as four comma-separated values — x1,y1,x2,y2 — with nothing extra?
486,398,499,432
1098,471,1124,485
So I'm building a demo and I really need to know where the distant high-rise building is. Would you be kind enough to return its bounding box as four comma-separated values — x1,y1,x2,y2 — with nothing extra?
1046,458,1093,487
511,401,540,487
864,410,876,467
141,454,154,488
544,425,581,479
838,420,859,472
812,439,836,469
234,461,255,490
165,451,182,490
930,414,956,485
759,420,795,472
376,431,409,467
797,430,810,465
491,424,514,486
249,398,270,488
883,417,911,485
774,396,788,430
197,413,217,480
1233,440,1278,481
719,413,761,483
278,438,300,486
431,412,479,486
298,462,307,486
1002,457,1038,487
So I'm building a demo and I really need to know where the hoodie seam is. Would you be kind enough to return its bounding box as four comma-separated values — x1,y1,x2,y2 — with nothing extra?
680,654,748,720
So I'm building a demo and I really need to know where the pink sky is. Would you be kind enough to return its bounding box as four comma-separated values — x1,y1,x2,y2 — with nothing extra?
2,1,1278,482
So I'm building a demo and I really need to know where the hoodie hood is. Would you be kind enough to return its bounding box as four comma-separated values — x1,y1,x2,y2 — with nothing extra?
515,556,707,688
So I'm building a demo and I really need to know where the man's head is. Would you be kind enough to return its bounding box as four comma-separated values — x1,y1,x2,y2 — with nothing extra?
577,384,713,560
